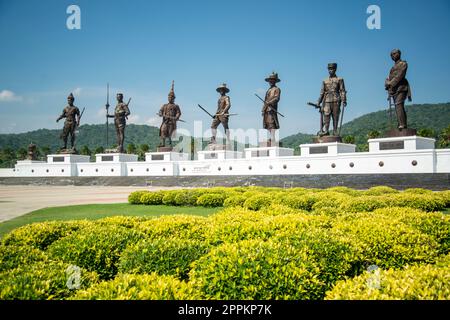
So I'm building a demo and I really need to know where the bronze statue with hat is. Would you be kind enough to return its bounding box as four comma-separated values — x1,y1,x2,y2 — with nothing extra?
210,83,232,145
313,63,347,142
385,49,415,136
56,93,81,153
107,92,131,153
158,81,181,150
260,72,282,147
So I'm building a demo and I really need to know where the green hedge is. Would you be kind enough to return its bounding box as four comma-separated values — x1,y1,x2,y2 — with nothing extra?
128,190,149,204
0,261,99,300
189,239,324,299
71,273,199,300
243,193,272,211
0,244,48,273
326,262,450,300
119,238,210,280
140,191,164,205
47,225,145,280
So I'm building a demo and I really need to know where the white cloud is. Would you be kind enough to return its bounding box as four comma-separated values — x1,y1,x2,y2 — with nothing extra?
0,90,22,102
146,116,160,127
255,88,266,95
97,108,107,117
72,87,82,96
127,114,140,124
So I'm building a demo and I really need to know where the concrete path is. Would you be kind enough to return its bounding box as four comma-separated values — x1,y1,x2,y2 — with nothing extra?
0,185,180,223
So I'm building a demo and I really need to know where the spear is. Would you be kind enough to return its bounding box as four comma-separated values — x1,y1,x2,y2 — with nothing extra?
105,83,110,146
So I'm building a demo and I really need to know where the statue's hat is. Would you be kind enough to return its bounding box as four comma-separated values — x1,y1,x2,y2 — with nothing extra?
168,81,176,98
328,63,337,69
216,83,230,93
265,72,280,83
67,93,74,99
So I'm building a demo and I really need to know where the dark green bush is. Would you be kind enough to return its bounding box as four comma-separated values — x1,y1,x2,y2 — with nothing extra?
119,238,210,279
47,225,145,280
0,261,99,300
196,193,226,207
190,239,324,299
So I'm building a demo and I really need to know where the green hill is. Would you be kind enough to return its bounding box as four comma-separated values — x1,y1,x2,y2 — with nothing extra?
281,103,450,152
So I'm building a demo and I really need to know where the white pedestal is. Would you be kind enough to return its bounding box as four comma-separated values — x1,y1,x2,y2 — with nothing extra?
145,152,189,162
47,154,90,163
300,142,356,157
197,150,243,161
368,136,435,153
244,147,294,159
95,153,138,163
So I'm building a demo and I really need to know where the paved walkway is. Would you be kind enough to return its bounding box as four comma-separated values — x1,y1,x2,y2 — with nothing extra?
0,186,179,222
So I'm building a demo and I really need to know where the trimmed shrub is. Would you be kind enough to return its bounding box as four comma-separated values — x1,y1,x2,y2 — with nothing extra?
0,261,99,300
128,190,149,204
372,207,450,254
196,193,226,207
119,238,210,279
0,245,48,272
326,263,450,300
1,220,92,250
96,216,150,229
190,239,324,300
364,186,399,196
276,194,316,211
403,188,434,195
331,213,440,273
388,193,446,212
140,191,164,205
136,215,209,241
47,225,145,280
71,273,199,300
261,203,307,216
325,186,362,196
338,196,389,212
437,190,450,207
243,193,272,211
223,195,246,207
162,190,184,206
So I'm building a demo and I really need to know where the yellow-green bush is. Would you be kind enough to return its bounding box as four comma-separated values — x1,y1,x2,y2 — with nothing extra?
403,188,434,195
372,207,450,254
0,245,48,272
1,220,92,250
136,215,209,241
387,193,446,212
437,190,450,207
276,193,316,211
161,190,184,206
243,193,272,211
364,186,399,196
0,261,99,300
338,196,389,212
71,273,199,300
326,262,450,300
325,186,362,196
196,193,226,207
95,216,150,229
189,239,324,300
128,190,149,204
140,191,165,205
47,225,145,280
331,213,440,272
119,238,210,280
223,194,247,207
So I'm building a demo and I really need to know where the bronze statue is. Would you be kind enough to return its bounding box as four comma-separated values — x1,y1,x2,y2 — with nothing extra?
385,49,412,130
316,63,347,136
56,93,81,151
158,81,181,148
261,72,281,146
210,83,231,144
27,143,37,160
107,93,130,153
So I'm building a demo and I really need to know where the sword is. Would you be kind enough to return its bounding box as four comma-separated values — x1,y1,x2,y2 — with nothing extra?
255,93,285,117
307,102,323,134
156,113,186,123
198,104,215,119
387,95,394,129
338,103,345,136
77,107,85,129
105,83,110,146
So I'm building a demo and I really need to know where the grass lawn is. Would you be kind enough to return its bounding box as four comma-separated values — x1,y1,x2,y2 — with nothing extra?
0,203,222,239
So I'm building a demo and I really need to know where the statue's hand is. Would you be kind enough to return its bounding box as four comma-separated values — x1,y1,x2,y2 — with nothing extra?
343,102,347,107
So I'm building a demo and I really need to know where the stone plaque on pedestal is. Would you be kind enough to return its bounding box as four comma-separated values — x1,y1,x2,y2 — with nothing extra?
244,147,294,159
145,152,189,162
300,142,356,156
369,136,435,152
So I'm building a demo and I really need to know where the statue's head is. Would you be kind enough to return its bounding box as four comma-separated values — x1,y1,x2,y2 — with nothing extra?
328,63,337,77
216,83,230,96
168,81,176,103
67,93,74,105
390,49,401,61
117,93,123,102
265,72,280,86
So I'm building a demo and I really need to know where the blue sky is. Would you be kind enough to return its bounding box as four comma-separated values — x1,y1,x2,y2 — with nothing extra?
0,0,449,138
